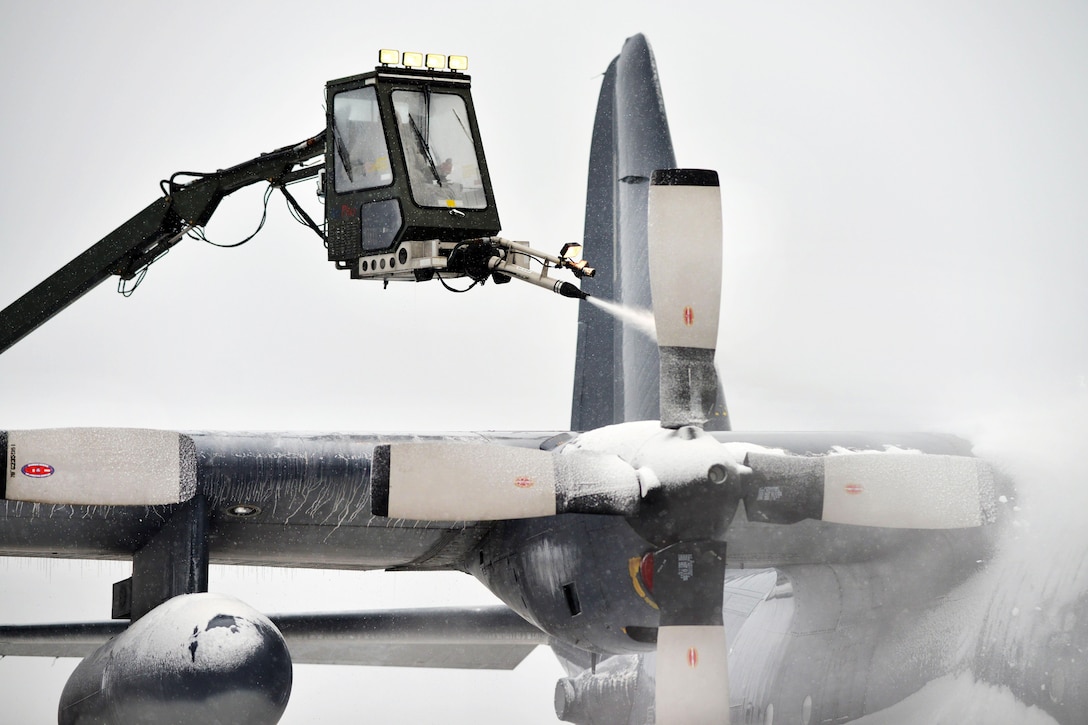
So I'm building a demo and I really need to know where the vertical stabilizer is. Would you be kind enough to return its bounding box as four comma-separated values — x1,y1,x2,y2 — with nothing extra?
571,35,730,431
571,57,620,432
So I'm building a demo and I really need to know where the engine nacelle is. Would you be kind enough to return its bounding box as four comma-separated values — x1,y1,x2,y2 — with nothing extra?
470,516,660,656
59,593,292,725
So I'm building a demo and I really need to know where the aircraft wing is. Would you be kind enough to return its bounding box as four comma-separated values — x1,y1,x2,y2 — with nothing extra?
0,605,548,670
0,430,559,571
0,427,994,574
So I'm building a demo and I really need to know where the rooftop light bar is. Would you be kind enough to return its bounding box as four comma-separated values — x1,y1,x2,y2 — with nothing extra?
376,49,468,72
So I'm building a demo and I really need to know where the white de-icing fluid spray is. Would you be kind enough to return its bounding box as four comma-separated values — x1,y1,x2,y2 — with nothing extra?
586,296,658,342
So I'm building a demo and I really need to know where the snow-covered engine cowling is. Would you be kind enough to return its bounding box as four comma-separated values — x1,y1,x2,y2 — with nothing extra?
58,593,292,725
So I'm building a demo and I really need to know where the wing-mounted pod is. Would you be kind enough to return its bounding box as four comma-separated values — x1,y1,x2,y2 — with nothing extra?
324,51,501,279
58,593,292,725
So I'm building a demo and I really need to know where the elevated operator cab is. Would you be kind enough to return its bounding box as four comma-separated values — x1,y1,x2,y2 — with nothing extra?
323,51,501,281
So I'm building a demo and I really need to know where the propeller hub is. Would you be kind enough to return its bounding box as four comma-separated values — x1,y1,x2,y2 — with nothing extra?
569,423,743,546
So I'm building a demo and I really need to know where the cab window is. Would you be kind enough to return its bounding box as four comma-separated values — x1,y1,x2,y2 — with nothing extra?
332,87,393,192
392,90,487,210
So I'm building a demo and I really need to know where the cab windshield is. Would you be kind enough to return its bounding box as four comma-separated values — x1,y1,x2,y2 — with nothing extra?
392,89,487,210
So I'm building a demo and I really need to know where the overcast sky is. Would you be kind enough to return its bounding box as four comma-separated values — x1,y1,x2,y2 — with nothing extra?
2,1,1087,722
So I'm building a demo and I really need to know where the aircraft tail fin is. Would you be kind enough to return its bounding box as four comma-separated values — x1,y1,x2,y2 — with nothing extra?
570,53,621,432
571,35,730,431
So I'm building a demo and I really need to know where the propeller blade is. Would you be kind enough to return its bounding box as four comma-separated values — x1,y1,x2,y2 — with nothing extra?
652,540,731,724
370,442,641,520
647,169,723,429
743,451,997,529
3,428,196,506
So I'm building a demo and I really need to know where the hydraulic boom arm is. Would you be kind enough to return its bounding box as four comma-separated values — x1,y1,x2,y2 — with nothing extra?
0,132,325,355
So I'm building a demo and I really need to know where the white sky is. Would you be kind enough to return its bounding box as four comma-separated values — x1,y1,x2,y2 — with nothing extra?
2,1,1087,722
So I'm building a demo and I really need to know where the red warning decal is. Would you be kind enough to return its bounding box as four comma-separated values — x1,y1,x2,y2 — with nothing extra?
687,647,699,668
514,476,534,489
683,306,694,327
844,483,864,495
21,463,55,478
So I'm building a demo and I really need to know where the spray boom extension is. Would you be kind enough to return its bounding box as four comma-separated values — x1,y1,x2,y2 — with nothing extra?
502,240,596,279
488,257,588,299
487,239,592,298
441,237,591,299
